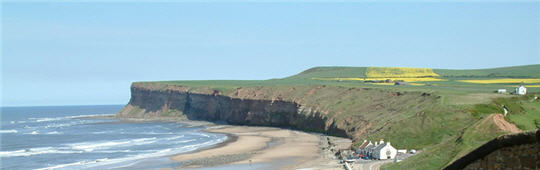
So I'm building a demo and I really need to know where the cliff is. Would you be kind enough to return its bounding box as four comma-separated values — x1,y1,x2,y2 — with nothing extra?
118,82,438,139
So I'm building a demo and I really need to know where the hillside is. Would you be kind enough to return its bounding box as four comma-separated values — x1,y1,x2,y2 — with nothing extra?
118,64,540,169
287,64,540,79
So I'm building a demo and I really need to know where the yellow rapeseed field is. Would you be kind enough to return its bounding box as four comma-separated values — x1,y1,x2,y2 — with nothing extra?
366,67,440,78
458,79,540,84
363,77,445,82
312,77,445,82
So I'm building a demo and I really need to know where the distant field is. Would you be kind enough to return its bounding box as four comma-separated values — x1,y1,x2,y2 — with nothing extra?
458,78,540,84
313,77,445,82
287,64,540,79
434,64,540,78
366,67,440,78
152,64,540,102
283,65,540,94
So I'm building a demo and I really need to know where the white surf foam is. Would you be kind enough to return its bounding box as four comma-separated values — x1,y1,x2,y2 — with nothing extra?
24,131,39,135
29,114,116,123
25,120,88,130
67,137,158,152
36,158,110,170
46,131,62,135
172,139,197,144
37,136,227,170
92,130,117,134
0,147,83,158
0,129,18,134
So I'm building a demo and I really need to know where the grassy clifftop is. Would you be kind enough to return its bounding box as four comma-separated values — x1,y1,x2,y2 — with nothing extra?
153,64,540,96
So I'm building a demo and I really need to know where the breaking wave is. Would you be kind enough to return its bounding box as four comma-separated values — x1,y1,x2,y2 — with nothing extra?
28,114,116,123
0,147,83,158
67,137,158,152
37,137,227,170
0,129,18,134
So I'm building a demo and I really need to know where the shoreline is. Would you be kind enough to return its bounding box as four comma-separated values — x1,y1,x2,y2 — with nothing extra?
170,124,352,170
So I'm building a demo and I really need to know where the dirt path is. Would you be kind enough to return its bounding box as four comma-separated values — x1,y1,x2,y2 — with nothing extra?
492,114,521,133
354,160,393,170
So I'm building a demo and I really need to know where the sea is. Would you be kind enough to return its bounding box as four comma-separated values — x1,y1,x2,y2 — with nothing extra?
0,105,227,170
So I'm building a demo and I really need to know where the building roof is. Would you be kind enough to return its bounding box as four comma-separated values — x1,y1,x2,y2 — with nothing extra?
374,142,388,151
358,141,370,149
365,144,376,150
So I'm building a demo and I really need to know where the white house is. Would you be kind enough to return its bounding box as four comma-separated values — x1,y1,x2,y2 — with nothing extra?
515,85,527,95
497,89,507,94
372,140,397,160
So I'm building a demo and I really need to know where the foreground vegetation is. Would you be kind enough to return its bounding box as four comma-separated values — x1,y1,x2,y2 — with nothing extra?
383,93,539,169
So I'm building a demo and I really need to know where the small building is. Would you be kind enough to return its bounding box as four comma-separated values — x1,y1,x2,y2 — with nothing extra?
497,89,507,94
515,85,527,95
364,143,377,157
356,140,373,155
372,140,397,160
394,81,409,86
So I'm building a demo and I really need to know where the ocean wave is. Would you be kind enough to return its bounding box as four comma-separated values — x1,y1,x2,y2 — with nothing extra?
24,131,39,135
0,144,135,158
36,158,110,170
94,150,132,153
34,117,63,122
172,139,197,144
24,120,88,130
28,114,116,123
142,131,174,135
67,137,158,152
92,130,117,134
46,131,62,135
0,147,83,158
0,129,18,134
44,121,83,128
37,137,227,170
164,135,185,141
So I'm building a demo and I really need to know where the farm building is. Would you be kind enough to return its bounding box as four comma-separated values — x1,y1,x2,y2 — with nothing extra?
515,85,527,95
394,81,409,86
372,140,397,160
497,89,507,94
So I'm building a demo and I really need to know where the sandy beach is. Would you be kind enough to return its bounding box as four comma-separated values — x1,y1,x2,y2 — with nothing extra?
170,125,352,170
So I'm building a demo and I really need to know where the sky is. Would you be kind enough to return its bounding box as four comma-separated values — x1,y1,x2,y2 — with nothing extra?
1,1,539,106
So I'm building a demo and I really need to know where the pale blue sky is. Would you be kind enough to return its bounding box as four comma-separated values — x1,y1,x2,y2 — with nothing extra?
1,1,539,106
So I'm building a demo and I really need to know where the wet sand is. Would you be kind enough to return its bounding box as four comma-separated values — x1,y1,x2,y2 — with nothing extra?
170,125,351,170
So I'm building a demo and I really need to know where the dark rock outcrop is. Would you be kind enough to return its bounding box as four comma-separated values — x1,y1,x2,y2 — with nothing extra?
444,129,540,170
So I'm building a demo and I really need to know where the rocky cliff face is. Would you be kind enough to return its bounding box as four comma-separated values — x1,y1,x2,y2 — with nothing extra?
118,83,348,137
118,82,437,139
